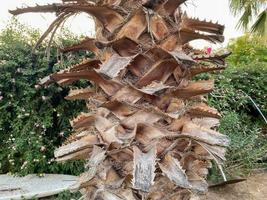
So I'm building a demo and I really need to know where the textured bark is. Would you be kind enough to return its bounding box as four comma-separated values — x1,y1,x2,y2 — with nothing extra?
10,1,231,199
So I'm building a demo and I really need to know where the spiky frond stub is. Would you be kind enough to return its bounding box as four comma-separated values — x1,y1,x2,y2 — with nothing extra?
10,1,231,199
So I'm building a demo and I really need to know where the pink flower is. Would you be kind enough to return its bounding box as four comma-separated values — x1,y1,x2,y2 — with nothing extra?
207,47,212,54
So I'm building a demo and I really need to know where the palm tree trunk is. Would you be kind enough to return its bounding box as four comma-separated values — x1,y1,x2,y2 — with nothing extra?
10,1,230,199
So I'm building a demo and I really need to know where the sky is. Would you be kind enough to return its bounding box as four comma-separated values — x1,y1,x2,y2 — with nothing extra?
0,0,243,48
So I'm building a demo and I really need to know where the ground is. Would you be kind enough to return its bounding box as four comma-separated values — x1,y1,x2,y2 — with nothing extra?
200,173,267,200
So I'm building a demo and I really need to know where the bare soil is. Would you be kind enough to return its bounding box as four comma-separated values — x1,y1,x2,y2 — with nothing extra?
200,173,267,200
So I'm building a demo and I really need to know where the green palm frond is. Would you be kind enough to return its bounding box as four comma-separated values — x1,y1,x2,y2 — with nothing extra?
229,0,267,36
251,9,267,35
236,5,253,30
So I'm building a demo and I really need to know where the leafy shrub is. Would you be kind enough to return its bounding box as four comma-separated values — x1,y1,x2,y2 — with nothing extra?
220,112,267,174
210,34,267,124
227,34,267,65
208,66,267,179
209,65,267,121
54,191,82,200
207,35,267,180
0,20,90,176
208,111,266,182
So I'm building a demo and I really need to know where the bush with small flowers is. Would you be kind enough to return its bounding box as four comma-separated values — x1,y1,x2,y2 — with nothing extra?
0,19,93,176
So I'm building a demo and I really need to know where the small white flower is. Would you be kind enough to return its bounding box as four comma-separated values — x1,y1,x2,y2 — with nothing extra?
40,146,46,152
21,161,28,169
59,132,64,137
41,96,47,101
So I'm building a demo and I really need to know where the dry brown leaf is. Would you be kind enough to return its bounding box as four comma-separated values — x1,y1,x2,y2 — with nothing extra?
121,111,161,129
150,14,170,41
133,146,157,192
182,122,230,147
137,59,178,87
65,88,95,100
159,154,191,189
117,9,147,40
172,80,214,98
98,54,135,78
187,103,221,119
54,135,99,160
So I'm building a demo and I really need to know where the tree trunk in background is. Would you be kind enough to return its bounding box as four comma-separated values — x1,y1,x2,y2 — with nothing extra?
10,0,231,199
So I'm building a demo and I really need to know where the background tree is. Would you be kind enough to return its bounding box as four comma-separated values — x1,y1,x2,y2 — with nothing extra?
229,0,267,36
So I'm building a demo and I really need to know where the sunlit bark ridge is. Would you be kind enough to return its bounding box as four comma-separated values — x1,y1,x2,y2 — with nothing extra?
10,1,231,199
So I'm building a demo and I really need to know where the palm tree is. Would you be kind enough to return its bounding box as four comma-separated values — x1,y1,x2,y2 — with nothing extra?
10,1,230,199
229,0,267,36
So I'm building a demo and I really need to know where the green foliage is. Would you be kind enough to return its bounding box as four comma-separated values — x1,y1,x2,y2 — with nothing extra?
54,191,82,200
211,35,267,122
0,20,89,176
209,65,267,120
227,34,267,65
220,112,267,174
207,35,267,180
208,111,266,182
